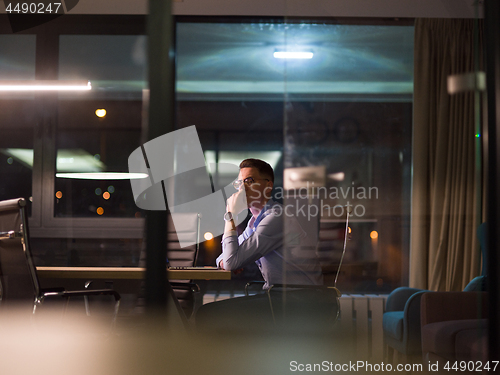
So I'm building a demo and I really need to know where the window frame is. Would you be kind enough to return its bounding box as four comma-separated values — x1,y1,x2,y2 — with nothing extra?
0,15,147,239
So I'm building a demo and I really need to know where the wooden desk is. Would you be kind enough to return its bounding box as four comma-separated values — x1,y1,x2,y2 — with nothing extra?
36,267,231,280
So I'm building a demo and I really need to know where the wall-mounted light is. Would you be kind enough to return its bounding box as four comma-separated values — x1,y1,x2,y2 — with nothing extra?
273,51,313,59
0,80,91,91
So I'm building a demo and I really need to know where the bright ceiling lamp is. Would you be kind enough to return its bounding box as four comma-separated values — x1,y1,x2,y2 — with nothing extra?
273,51,313,59
0,80,91,91
56,172,148,180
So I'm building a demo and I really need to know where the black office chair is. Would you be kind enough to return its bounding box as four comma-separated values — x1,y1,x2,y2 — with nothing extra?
0,198,121,331
240,201,350,332
138,212,201,320
166,212,202,319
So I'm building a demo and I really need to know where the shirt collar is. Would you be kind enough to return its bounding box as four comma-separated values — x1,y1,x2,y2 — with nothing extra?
252,199,275,228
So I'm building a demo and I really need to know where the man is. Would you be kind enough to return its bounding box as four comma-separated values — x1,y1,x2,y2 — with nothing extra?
196,159,337,333
216,158,323,288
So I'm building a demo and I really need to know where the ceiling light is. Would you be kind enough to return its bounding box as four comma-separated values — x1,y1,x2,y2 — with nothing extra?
0,80,91,91
56,172,149,180
273,51,313,59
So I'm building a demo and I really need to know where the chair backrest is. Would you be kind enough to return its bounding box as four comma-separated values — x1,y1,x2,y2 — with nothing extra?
139,212,201,268
136,212,201,319
166,212,200,267
0,198,40,305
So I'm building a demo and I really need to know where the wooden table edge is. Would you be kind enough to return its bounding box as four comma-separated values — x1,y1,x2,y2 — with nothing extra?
36,266,231,280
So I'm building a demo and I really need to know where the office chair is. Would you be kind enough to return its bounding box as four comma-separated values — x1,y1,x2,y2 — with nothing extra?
0,198,120,331
166,212,202,319
137,212,201,320
241,200,350,331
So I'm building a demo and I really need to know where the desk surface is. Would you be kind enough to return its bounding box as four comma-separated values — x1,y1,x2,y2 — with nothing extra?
36,266,231,280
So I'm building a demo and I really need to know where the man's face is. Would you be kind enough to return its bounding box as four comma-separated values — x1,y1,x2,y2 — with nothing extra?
237,167,273,208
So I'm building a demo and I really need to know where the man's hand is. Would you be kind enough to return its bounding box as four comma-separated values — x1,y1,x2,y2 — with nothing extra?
226,189,247,215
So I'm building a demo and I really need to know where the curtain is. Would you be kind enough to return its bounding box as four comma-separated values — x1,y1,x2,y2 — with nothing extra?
411,19,484,291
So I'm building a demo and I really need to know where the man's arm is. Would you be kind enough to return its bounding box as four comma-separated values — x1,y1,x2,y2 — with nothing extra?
221,209,284,270
217,189,246,269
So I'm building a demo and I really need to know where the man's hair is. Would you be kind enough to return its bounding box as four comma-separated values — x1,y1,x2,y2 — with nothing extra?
239,158,274,183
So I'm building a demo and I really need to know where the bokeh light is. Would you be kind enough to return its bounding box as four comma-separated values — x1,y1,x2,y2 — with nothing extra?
95,108,106,118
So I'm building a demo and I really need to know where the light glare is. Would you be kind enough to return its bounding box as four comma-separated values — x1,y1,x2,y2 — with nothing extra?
95,109,106,118
0,80,91,91
56,172,149,180
273,51,313,59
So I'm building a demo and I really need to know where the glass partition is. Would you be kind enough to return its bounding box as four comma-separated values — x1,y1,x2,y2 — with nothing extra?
176,20,414,292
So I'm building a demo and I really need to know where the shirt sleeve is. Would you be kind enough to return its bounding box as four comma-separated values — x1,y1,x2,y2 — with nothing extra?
221,210,284,271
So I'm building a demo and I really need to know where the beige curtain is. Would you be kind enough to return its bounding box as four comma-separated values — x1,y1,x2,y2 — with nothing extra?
411,19,483,291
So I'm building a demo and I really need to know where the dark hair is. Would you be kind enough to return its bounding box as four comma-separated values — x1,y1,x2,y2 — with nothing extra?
239,158,274,183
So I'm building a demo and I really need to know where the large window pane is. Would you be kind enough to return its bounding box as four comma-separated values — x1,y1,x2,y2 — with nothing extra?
176,21,413,293
55,35,146,218
0,35,36,215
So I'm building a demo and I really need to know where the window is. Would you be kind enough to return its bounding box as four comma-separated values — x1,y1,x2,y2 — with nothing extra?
0,16,414,291
0,34,37,217
176,19,414,292
56,35,146,218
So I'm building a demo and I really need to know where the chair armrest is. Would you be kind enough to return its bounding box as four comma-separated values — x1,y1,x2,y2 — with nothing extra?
268,284,341,298
421,291,488,326
386,287,428,312
42,289,121,302
169,282,200,293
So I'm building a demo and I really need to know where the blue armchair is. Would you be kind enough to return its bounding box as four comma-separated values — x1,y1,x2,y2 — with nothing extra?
383,223,488,362
383,287,429,360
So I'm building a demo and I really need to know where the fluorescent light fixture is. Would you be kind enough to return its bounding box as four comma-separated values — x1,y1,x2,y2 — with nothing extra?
284,166,326,190
2,148,33,168
273,51,313,59
56,149,104,172
56,172,148,180
328,172,345,181
2,148,105,172
0,80,91,91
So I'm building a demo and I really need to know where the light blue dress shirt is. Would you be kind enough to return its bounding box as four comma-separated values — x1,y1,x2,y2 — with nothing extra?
216,199,323,289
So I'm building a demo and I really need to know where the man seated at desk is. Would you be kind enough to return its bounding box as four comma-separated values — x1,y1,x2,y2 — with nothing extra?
196,158,337,333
